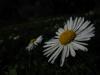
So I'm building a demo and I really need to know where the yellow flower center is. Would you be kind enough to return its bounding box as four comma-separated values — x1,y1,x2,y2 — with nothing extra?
59,30,76,45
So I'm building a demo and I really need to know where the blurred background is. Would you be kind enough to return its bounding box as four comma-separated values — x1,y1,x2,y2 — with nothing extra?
0,0,100,75
0,0,99,25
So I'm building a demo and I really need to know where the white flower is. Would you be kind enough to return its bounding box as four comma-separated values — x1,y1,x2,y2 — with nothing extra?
43,17,95,67
26,35,43,51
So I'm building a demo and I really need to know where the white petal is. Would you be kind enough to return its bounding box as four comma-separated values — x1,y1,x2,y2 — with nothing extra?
73,41,88,45
64,24,68,30
26,43,35,51
60,46,67,67
75,37,91,41
75,17,84,31
74,17,82,31
45,41,55,44
66,45,69,57
43,43,58,52
54,36,59,38
58,28,64,33
44,44,59,57
51,46,64,64
76,21,91,34
76,33,95,39
35,35,43,44
56,32,60,36
73,17,78,30
69,44,76,57
83,24,94,32
77,31,94,38
78,25,94,35
67,20,70,30
43,44,55,48
77,24,95,36
75,29,94,41
70,42,79,50
48,45,63,63
72,42,88,51
69,17,73,30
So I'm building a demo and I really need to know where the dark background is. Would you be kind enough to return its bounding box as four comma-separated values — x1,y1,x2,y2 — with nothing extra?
0,0,99,25
0,0,100,75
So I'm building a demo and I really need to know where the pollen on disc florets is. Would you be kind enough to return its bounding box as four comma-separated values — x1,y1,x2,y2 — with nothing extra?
59,30,76,45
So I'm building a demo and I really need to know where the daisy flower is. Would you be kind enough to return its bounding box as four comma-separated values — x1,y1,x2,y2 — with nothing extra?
26,35,43,51
43,17,95,67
